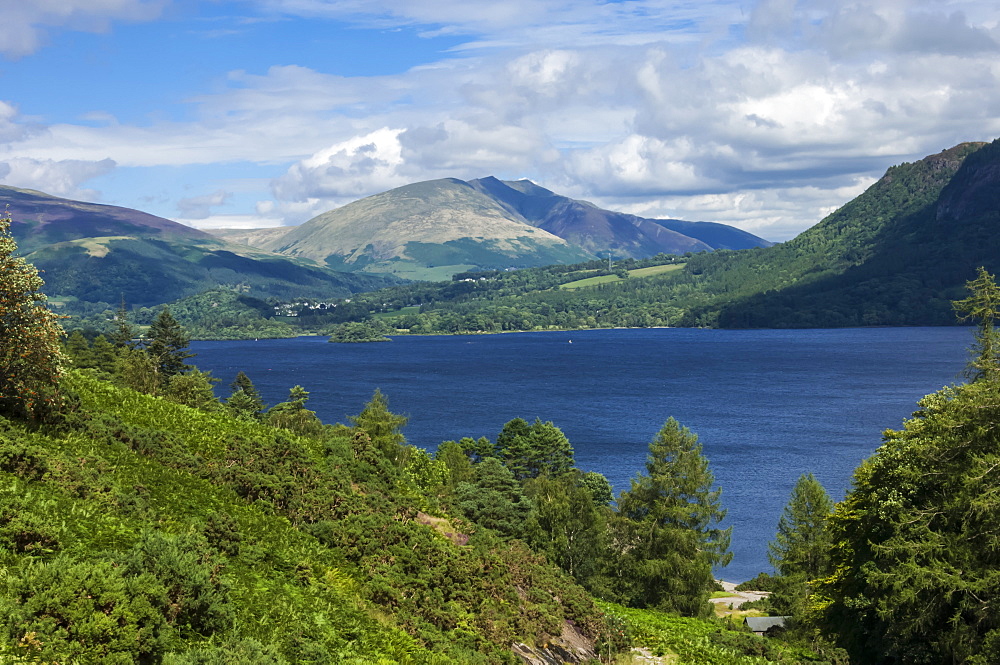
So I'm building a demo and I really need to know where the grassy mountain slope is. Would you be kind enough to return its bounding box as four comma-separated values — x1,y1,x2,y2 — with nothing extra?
256,178,593,279
0,371,617,663
470,176,771,257
2,186,399,308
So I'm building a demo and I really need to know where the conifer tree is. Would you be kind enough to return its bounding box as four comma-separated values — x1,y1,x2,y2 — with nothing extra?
954,266,1000,381
110,295,136,349
612,417,731,616
349,389,408,463
495,417,575,481
266,385,324,436
769,472,833,580
145,307,193,379
0,208,65,418
820,271,1000,663
225,371,265,420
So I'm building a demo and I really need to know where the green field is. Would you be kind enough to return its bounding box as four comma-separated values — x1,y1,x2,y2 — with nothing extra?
371,305,420,319
559,263,684,290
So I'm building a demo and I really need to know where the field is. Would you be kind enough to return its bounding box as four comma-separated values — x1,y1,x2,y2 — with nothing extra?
559,263,685,290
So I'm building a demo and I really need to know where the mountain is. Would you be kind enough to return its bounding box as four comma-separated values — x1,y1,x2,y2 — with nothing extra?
214,177,770,281
1,185,398,308
704,139,997,327
469,176,771,257
247,178,594,281
310,139,1000,333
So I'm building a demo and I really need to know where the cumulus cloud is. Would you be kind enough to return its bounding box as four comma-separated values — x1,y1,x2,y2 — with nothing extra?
0,0,165,57
0,157,116,199
3,0,1000,238
271,128,408,202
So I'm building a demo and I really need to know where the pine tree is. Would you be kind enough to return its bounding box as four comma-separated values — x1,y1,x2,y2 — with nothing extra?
145,307,193,379
495,417,575,481
110,295,136,349
769,472,833,580
266,385,324,437
349,389,408,463
0,208,65,418
225,371,265,420
613,417,731,616
954,266,1000,381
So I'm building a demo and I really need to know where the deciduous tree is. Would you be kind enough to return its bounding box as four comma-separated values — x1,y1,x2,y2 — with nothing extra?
0,209,65,418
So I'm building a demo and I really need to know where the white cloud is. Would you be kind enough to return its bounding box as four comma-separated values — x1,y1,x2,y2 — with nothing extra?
271,128,408,201
177,189,232,219
3,0,1000,240
177,213,285,230
0,157,116,199
0,0,166,57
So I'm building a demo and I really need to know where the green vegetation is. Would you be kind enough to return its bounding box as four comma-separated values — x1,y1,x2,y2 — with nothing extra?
327,320,393,343
172,138,992,338
0,208,66,419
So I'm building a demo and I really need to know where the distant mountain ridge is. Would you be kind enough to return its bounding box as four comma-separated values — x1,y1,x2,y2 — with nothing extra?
213,176,770,280
1,185,398,308
468,176,769,256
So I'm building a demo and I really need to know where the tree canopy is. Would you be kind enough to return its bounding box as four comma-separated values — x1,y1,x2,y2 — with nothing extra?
0,209,65,418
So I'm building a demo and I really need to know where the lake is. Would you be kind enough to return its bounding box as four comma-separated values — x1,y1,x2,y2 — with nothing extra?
192,326,971,582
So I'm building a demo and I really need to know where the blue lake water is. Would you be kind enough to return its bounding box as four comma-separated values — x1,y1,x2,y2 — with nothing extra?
192,327,970,582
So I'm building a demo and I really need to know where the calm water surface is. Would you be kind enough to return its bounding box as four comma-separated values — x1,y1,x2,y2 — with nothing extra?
192,327,969,582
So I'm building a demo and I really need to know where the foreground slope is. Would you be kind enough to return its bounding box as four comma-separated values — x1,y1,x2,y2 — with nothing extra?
1,185,397,307
0,371,615,663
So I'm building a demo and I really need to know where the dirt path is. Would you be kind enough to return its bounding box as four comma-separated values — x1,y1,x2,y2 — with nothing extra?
711,580,770,610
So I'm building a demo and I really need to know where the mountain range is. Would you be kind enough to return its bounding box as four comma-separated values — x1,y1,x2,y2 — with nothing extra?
312,138,1000,332
212,177,771,281
1,185,398,308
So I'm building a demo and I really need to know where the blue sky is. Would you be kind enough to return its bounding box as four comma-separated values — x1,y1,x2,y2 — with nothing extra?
0,0,998,240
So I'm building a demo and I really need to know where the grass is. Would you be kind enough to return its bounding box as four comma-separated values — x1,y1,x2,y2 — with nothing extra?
371,306,420,319
560,263,685,290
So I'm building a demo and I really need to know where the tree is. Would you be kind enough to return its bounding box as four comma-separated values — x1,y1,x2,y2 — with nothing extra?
580,471,614,506
110,295,136,349
115,347,161,395
145,307,193,380
435,439,475,491
0,209,65,419
769,473,833,580
766,473,833,618
90,335,118,373
225,371,265,421
524,472,607,584
819,273,1000,663
495,417,574,481
349,389,408,465
164,369,220,411
455,457,532,539
64,330,94,368
611,418,731,616
266,385,324,437
954,266,1000,381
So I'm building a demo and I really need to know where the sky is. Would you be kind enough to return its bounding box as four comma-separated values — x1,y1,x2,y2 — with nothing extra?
0,1,998,241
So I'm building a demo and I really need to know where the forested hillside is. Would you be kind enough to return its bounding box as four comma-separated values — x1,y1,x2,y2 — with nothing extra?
263,139,998,336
